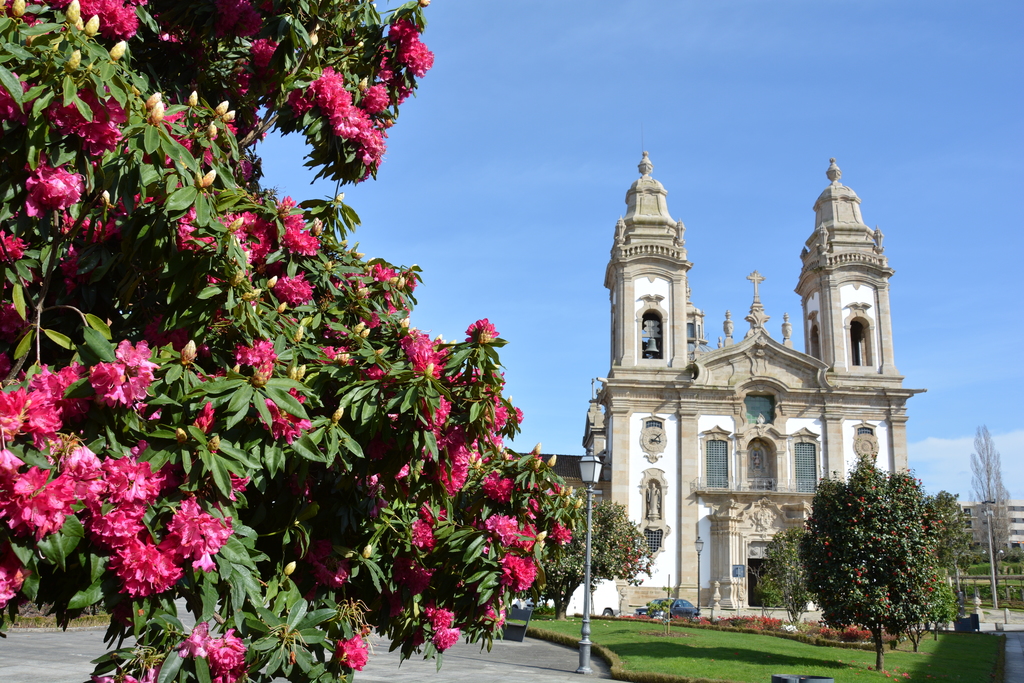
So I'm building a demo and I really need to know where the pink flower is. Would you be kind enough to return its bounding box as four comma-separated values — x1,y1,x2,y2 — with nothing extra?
280,215,319,256
0,543,27,609
400,331,446,377
109,537,183,597
194,401,215,433
250,39,278,79
0,386,61,445
432,626,460,652
308,67,388,169
206,628,247,683
393,556,433,595
549,522,572,545
272,273,314,306
0,231,25,261
425,605,454,630
484,515,520,546
388,20,435,78
165,498,233,572
29,363,89,423
87,502,146,549
25,163,83,217
482,472,514,503
465,318,499,343
235,339,277,375
179,622,211,658
334,635,369,671
262,398,311,444
214,0,261,38
361,84,390,114
500,554,537,592
0,467,76,540
411,518,435,551
102,455,165,505
89,341,158,408
304,539,351,589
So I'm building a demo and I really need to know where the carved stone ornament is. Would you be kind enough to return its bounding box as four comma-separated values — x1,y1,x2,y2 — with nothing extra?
750,498,778,533
640,418,667,463
854,432,879,460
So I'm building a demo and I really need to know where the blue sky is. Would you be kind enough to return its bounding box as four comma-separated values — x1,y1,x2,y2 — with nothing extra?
259,1,1023,500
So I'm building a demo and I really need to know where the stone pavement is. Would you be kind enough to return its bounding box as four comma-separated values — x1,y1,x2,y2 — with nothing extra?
0,627,611,683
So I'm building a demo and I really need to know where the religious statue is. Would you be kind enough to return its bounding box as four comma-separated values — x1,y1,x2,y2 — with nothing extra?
645,481,663,521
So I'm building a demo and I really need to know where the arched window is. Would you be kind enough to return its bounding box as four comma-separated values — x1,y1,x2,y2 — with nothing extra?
850,319,871,366
809,324,821,359
687,322,695,339
641,311,663,359
706,439,728,488
857,426,874,436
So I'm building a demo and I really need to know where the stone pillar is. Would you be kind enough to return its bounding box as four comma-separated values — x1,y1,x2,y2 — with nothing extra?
889,414,909,471
670,277,689,367
874,284,898,375
621,278,636,366
827,283,846,371
676,409,700,602
822,412,846,478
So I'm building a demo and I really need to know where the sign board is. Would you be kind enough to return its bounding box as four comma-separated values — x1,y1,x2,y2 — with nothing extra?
732,564,746,578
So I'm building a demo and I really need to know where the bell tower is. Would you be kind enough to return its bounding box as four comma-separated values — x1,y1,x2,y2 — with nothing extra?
795,159,900,379
605,152,692,369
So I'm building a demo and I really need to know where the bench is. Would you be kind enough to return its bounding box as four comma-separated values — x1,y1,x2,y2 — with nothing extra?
502,606,533,642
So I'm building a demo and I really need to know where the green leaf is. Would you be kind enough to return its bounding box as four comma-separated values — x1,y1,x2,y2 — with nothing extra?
13,327,33,360
84,313,112,339
68,580,104,609
82,326,116,362
194,654,212,683
62,75,76,106
156,653,186,683
143,125,161,155
11,283,25,320
0,63,24,107
42,328,73,349
166,185,198,214
291,433,325,462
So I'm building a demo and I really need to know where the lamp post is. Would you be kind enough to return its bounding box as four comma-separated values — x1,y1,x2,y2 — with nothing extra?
694,536,704,612
576,448,603,675
983,501,999,610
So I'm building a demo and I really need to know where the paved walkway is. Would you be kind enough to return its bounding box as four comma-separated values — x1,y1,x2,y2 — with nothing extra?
0,627,611,683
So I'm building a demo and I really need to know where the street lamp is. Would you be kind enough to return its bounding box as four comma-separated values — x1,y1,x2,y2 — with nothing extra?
694,537,704,612
983,501,999,610
576,448,604,675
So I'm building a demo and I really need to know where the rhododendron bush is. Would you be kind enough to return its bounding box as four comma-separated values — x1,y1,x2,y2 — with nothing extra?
0,1,580,681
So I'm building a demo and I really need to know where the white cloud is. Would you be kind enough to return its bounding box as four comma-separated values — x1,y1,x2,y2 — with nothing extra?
909,429,1024,501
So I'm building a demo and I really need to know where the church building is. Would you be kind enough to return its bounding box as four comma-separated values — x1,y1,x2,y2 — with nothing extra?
582,154,923,611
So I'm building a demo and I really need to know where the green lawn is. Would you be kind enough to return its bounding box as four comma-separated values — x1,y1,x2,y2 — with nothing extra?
530,617,1000,683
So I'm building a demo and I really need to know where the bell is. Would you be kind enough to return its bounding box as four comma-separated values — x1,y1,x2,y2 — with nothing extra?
646,337,660,354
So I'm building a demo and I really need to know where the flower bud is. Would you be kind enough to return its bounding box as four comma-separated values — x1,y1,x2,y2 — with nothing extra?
388,276,399,286
331,406,344,423
283,561,296,576
310,31,319,46
66,0,81,24
295,364,306,380
12,0,26,17
336,353,350,365
536,530,547,542
359,328,370,338
187,91,198,106
207,122,218,139
548,454,557,468
145,92,162,110
423,362,434,376
265,276,278,290
176,427,188,443
109,41,126,60
149,101,165,124
361,545,372,559
293,325,305,343
180,340,197,365
400,317,410,329
200,169,216,188
353,322,366,334
223,110,235,122
84,15,99,35
397,276,407,289
74,16,84,30
215,101,229,116
287,363,300,380
419,0,430,6
531,442,542,456
357,287,369,298
358,77,368,92
277,303,287,313
229,270,244,287
228,217,244,231
353,251,364,259
250,371,269,388
208,434,220,451
67,50,81,70
574,498,584,509
231,364,241,374
334,193,345,204
310,219,323,237
101,190,112,208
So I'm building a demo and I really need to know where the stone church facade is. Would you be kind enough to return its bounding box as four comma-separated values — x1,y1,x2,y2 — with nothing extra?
582,154,923,610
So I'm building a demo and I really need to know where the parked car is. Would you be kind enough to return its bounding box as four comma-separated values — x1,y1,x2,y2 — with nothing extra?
634,598,700,620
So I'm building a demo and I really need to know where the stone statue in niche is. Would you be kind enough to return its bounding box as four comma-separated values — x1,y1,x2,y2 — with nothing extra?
750,442,766,472
645,481,663,521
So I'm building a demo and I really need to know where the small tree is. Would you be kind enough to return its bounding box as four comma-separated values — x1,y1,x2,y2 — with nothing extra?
541,499,653,620
928,491,973,592
970,426,1009,552
800,457,941,671
760,527,812,623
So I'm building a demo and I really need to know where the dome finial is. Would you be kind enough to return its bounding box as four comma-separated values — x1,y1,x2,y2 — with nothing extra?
826,157,842,184
638,151,653,177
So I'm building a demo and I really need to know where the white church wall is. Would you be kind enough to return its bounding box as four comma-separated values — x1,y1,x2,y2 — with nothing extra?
803,291,820,355
841,419,891,473
629,411,678,587
633,277,671,314
839,283,881,371
696,501,712,591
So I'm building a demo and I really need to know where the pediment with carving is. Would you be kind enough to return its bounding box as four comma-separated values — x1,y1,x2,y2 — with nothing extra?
694,334,830,390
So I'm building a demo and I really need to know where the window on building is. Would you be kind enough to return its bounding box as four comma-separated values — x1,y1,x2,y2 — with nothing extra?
646,419,663,430
687,322,695,339
966,520,973,528
850,320,871,366
706,440,728,488
795,443,817,493
641,312,663,359
644,528,663,554
744,395,775,424
809,324,821,359
857,426,874,436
